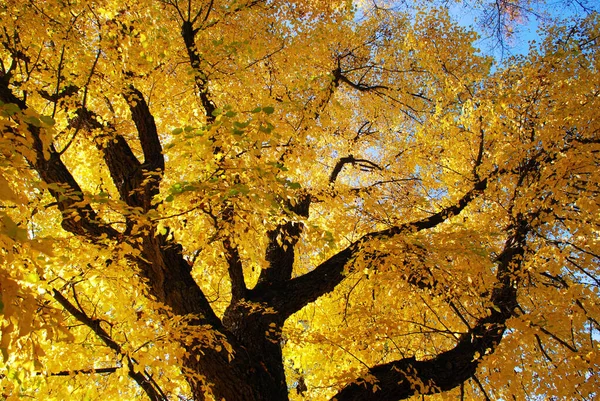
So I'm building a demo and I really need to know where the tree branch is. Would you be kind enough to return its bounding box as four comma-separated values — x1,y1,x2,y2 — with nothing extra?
121,85,164,211
50,367,119,376
70,95,159,213
0,81,118,239
180,20,216,120
254,194,311,290
51,289,167,401
95,127,144,210
333,66,390,92
329,218,528,401
329,154,382,185
136,231,225,329
223,236,247,302
124,85,164,173
273,178,487,318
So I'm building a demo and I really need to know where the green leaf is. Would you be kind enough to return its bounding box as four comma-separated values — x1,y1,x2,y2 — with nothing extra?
267,161,288,171
251,107,262,113
287,181,302,189
236,184,250,194
262,106,275,114
323,230,334,245
172,127,183,135
1,214,27,241
165,195,174,202
259,122,274,134
211,108,222,117
1,103,21,116
39,115,56,126
23,116,42,127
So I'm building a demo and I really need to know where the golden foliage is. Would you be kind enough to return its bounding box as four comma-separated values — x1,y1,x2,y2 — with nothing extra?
1,0,599,400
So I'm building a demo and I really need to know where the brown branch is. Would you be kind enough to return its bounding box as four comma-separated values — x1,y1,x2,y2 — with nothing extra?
533,324,578,353
67,100,160,213
51,45,66,119
0,81,118,239
50,367,119,376
253,193,311,291
472,375,493,401
329,218,528,401
337,72,390,92
135,231,224,329
474,116,485,181
273,178,487,318
120,86,165,212
180,20,216,120
97,129,144,209
51,289,167,401
329,155,382,184
223,236,247,302
535,334,554,363
124,86,164,173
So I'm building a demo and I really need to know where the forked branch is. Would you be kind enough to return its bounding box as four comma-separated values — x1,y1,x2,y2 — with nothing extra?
254,193,311,290
330,218,528,400
51,289,168,401
274,177,488,318
0,81,118,239
329,155,382,185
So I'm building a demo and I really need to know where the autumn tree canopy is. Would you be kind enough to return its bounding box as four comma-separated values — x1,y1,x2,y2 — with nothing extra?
1,0,599,400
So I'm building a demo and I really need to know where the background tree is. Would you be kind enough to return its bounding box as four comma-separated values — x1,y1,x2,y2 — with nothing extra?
1,1,599,400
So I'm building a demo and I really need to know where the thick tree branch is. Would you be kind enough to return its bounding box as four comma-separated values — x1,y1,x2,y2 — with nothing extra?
223,237,247,302
330,218,528,401
137,232,224,329
92,127,144,209
51,288,167,401
180,20,216,120
254,194,311,289
125,86,164,173
211,198,248,303
69,88,161,213
334,67,390,92
273,178,488,318
0,82,118,238
121,86,164,211
329,154,382,185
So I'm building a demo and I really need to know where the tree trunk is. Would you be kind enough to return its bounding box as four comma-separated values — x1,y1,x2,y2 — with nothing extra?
138,231,289,401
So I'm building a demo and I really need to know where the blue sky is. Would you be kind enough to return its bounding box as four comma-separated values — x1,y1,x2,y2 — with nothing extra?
446,0,599,58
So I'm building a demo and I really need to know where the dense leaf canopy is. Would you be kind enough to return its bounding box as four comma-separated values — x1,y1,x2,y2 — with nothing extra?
1,0,599,400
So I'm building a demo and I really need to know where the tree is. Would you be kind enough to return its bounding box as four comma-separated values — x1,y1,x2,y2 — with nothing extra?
1,0,599,400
